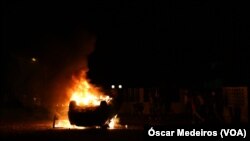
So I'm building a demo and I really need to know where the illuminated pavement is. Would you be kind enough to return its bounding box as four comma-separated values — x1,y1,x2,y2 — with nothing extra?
0,120,144,141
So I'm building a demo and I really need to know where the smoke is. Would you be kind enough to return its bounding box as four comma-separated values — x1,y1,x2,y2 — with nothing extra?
43,28,96,117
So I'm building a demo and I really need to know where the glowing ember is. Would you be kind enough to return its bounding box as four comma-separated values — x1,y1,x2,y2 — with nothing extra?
54,120,86,129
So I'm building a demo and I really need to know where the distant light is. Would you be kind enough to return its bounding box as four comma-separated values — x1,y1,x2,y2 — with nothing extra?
31,57,37,62
118,85,122,89
111,85,115,89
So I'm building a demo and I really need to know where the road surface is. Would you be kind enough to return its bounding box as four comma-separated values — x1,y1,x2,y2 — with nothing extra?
0,120,144,141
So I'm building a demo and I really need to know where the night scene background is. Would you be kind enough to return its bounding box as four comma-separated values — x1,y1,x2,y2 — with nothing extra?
1,0,249,140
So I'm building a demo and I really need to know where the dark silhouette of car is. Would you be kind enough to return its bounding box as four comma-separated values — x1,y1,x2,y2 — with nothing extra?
68,100,115,128
68,90,123,128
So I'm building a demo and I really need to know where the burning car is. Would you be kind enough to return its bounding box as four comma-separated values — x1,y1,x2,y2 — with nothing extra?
54,71,122,129
68,100,117,128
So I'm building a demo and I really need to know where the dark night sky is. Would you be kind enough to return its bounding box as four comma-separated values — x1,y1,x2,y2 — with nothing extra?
2,0,250,89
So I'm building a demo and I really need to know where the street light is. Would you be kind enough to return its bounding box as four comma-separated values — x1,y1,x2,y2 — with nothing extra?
111,85,115,89
31,57,37,62
118,85,122,89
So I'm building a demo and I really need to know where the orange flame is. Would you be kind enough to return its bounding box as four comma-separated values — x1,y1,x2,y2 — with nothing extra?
69,80,112,107
108,114,119,129
68,70,112,107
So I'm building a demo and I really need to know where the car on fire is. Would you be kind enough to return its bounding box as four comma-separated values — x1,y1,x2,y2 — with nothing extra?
68,100,116,128
67,89,123,128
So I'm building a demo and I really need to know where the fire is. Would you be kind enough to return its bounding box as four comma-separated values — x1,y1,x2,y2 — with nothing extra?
54,70,120,129
54,120,86,129
69,80,112,107
108,115,119,129
68,71,112,107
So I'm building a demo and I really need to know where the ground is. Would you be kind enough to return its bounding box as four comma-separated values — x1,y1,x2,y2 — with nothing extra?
0,120,143,141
